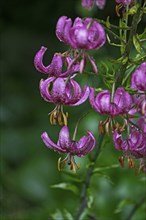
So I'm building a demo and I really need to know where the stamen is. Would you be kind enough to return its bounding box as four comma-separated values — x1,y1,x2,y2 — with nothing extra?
118,156,124,168
128,157,135,168
116,4,123,17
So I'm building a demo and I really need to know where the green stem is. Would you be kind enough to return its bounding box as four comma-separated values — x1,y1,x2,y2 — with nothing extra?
115,0,142,87
75,134,105,220
72,111,91,140
95,18,131,30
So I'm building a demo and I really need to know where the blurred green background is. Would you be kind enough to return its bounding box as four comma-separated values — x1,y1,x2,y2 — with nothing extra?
1,0,146,219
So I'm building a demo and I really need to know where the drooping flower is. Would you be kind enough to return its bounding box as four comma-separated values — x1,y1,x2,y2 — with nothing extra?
34,46,79,77
56,16,106,74
113,126,146,172
56,16,106,50
132,94,146,115
40,77,90,106
41,126,96,172
113,129,146,157
131,62,146,92
89,87,132,116
82,0,106,10
116,0,133,6
137,116,146,133
40,77,90,125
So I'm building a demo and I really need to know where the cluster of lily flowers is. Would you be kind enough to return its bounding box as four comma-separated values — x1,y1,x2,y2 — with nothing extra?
34,0,146,173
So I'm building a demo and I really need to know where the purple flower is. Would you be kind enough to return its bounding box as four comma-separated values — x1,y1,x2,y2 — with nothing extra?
41,126,96,172
40,77,90,106
132,94,146,115
56,16,106,50
95,0,106,9
89,87,132,116
131,62,146,92
34,46,79,77
82,0,106,10
116,0,133,6
41,126,96,156
113,129,146,159
137,116,146,133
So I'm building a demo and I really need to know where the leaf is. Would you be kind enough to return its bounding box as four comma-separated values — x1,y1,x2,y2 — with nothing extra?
51,209,64,220
128,4,139,15
131,54,146,63
106,34,122,47
93,164,119,173
114,199,135,214
64,209,74,220
106,16,110,28
122,65,136,85
51,182,79,195
87,194,94,209
133,35,142,54
138,28,146,40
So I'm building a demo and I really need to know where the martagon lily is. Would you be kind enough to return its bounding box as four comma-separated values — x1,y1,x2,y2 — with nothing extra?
41,126,96,172
56,16,106,73
113,127,146,172
82,0,106,10
40,77,90,125
89,87,132,135
34,46,79,77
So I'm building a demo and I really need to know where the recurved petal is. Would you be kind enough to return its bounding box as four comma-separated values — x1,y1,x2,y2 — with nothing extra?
56,16,67,41
114,87,132,113
82,0,94,10
60,56,79,77
41,132,66,153
69,85,90,106
131,62,146,91
58,126,71,150
46,54,63,76
52,78,67,103
88,21,106,49
40,77,55,102
56,16,72,45
69,79,82,100
89,88,100,112
96,90,110,114
95,0,106,9
76,131,96,157
69,26,88,49
34,46,49,73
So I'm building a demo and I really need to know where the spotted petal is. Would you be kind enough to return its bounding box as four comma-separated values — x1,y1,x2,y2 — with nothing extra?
41,132,66,153
76,131,96,157
58,126,71,150
40,77,55,102
69,85,90,106
52,78,67,103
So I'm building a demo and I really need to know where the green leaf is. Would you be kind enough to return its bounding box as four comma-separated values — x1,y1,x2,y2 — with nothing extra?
133,35,142,54
122,65,136,85
128,4,139,15
114,199,135,214
130,54,146,63
87,194,94,209
64,209,74,220
106,16,110,28
107,34,122,47
93,164,119,173
138,28,146,40
51,182,79,195
51,209,64,220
